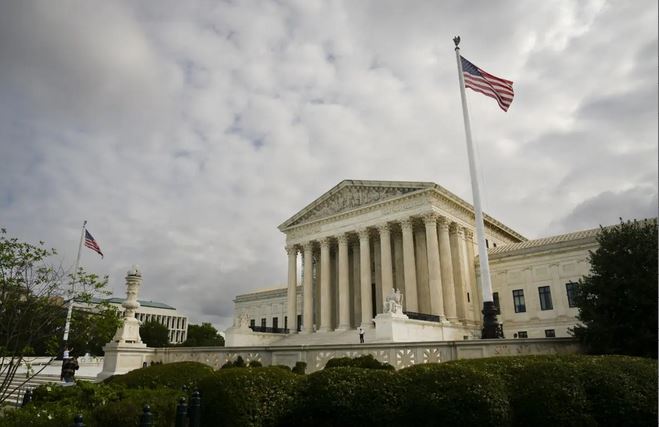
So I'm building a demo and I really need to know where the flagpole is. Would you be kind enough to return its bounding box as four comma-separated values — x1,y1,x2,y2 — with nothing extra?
453,36,501,339
63,220,87,344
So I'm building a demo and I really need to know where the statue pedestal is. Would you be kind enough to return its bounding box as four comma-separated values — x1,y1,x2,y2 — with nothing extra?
96,341,150,381
112,317,143,344
374,312,477,342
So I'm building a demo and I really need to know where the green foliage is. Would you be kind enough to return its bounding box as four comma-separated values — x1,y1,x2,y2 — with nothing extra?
182,322,225,347
289,367,404,427
139,320,170,348
198,366,302,427
248,360,263,368
221,355,246,369
0,228,111,404
292,361,306,375
572,218,658,357
398,363,510,426
91,387,181,427
67,303,122,356
104,361,214,390
324,354,394,370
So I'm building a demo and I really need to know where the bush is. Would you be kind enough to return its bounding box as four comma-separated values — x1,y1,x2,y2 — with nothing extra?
289,366,404,427
104,361,214,390
91,387,182,427
324,354,394,370
248,360,263,368
198,366,303,427
292,361,306,375
221,355,246,369
398,363,510,426
576,355,657,426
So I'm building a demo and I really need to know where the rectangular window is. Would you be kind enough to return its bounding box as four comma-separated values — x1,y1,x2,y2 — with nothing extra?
297,314,302,332
250,319,255,328
545,329,556,338
512,289,526,313
261,318,266,328
492,292,500,314
486,239,489,248
272,317,278,331
518,331,528,338
493,242,497,248
565,282,578,308
284,316,287,330
467,292,470,303
538,286,553,310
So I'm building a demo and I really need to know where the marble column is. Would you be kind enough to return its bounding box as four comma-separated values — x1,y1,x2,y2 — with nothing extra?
351,242,361,327
319,237,331,332
302,242,314,333
423,214,445,319
358,228,373,327
400,219,418,312
286,245,298,332
449,223,468,322
337,234,350,330
378,224,394,306
437,216,457,321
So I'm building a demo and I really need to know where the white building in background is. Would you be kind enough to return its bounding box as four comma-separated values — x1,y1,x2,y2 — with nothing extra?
227,179,632,346
89,298,189,344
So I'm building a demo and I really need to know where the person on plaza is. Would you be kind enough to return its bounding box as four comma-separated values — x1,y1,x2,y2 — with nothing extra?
358,326,365,344
62,347,72,360
61,356,79,384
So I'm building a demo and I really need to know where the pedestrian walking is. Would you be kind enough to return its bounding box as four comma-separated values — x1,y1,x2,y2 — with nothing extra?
358,326,365,343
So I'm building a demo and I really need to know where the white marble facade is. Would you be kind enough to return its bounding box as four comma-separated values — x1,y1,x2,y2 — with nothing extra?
230,180,619,343
231,180,527,343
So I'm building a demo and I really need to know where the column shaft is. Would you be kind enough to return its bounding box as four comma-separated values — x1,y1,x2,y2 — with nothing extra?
302,243,314,333
449,223,468,322
337,234,350,329
378,224,394,306
438,217,457,321
286,246,298,332
319,238,331,331
424,214,445,318
400,219,418,312
358,229,373,326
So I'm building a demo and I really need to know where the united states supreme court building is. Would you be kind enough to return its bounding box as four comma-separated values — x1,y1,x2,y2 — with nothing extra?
225,179,599,346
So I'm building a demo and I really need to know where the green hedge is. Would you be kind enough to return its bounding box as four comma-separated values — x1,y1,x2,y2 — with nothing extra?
104,361,214,390
324,354,394,370
398,363,510,426
197,366,302,427
3,355,656,427
287,366,404,427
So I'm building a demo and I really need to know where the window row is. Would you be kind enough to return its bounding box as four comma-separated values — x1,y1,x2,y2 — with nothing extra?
513,329,555,338
493,282,579,314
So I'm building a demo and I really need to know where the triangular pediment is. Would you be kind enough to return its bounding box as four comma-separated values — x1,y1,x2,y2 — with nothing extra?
279,180,434,229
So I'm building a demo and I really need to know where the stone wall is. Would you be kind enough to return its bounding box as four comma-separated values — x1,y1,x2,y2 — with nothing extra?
136,338,580,374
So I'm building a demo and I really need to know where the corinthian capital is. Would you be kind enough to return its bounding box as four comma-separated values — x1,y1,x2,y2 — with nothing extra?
357,228,370,241
464,228,474,240
377,223,390,235
449,222,463,236
399,218,414,232
285,245,298,255
437,216,449,230
337,234,349,245
319,237,331,249
422,212,437,226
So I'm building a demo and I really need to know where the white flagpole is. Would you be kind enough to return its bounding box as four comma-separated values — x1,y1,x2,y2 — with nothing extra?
453,36,501,338
63,220,86,343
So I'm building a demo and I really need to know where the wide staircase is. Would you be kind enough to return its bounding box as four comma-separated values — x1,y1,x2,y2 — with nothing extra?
0,362,97,408
269,326,380,347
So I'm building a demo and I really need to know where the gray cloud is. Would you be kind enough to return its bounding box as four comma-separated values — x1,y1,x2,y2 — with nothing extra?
0,0,656,331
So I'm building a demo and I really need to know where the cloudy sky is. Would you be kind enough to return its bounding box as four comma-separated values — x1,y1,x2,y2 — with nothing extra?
1,0,656,330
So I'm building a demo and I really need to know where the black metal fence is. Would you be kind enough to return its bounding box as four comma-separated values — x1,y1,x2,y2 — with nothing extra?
403,311,441,322
69,390,202,427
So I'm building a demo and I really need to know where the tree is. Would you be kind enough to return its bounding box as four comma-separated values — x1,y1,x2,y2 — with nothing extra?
0,228,111,404
66,303,122,356
140,320,170,347
571,218,658,358
182,322,225,347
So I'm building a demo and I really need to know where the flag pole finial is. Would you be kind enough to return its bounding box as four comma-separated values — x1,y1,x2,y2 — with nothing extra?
453,36,461,49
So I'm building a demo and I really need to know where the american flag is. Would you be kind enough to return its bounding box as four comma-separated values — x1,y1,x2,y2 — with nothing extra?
461,56,514,112
84,229,104,258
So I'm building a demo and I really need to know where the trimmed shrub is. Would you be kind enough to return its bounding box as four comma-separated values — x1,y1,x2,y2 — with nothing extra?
324,354,394,370
292,361,306,375
91,387,182,427
398,363,510,426
248,360,263,368
289,366,405,427
576,355,657,426
198,366,302,427
221,355,246,369
104,361,214,390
